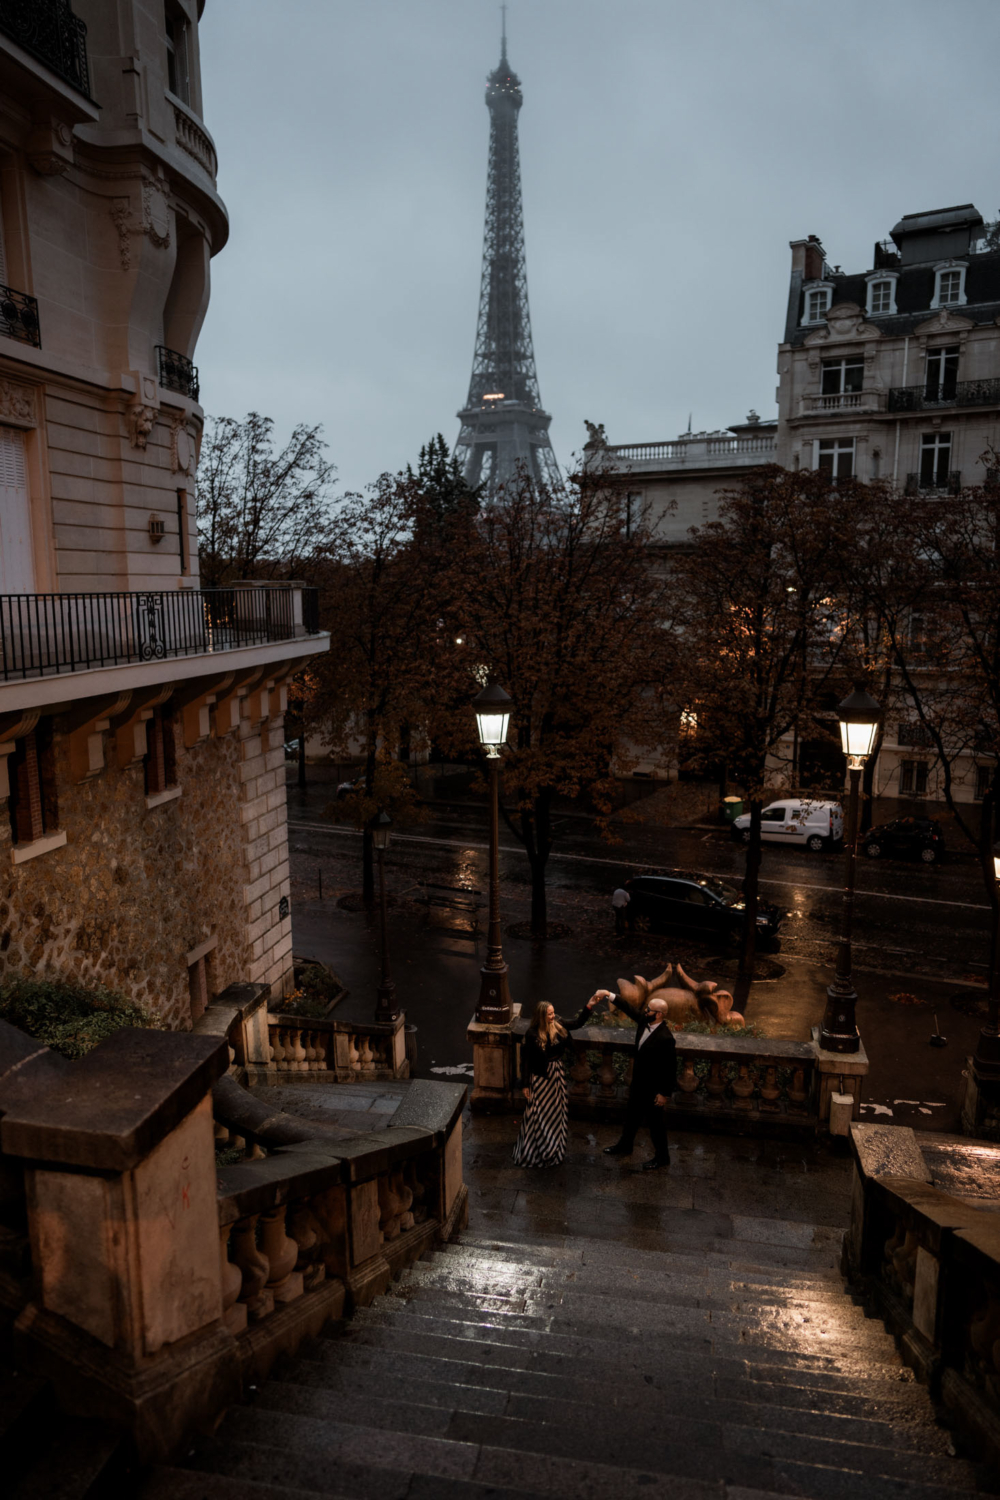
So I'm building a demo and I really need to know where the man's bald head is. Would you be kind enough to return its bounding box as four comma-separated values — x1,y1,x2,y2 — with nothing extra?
646,998,669,1018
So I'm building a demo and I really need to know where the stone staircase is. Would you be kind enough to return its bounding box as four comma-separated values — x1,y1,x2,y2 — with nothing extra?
143,1131,991,1500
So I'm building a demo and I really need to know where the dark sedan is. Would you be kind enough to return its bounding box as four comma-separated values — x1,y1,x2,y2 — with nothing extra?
624,873,782,952
862,816,945,864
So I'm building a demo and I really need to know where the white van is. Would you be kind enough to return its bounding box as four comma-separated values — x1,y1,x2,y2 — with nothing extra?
731,798,843,852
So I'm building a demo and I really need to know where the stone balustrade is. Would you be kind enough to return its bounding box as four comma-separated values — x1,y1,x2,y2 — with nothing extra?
844,1122,1000,1470
468,1007,867,1133
258,1011,408,1083
0,1017,465,1463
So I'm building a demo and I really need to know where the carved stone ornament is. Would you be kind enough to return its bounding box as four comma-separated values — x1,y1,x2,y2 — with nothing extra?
803,302,882,346
128,404,157,449
0,379,36,427
583,419,607,448
170,415,194,474
914,308,975,338
109,177,172,271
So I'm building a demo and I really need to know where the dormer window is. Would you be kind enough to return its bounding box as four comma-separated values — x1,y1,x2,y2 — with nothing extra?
931,263,967,309
866,273,898,316
802,285,832,325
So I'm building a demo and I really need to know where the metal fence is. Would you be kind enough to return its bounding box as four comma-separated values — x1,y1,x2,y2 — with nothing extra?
888,379,1000,413
0,0,90,98
156,345,200,402
0,284,40,348
0,587,319,681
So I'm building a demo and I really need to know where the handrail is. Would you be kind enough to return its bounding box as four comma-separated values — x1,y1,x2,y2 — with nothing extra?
0,585,320,681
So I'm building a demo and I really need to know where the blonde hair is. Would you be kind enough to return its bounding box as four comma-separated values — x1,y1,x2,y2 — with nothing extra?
529,1001,566,1047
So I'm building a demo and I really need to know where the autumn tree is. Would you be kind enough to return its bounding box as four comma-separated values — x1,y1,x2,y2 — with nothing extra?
305,472,432,904
670,465,865,976
197,412,337,586
429,461,676,938
848,466,1000,916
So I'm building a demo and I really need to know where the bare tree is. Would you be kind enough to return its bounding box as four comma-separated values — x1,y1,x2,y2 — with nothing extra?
196,412,337,586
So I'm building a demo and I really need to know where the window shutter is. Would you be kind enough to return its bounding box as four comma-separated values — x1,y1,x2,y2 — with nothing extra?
0,426,33,592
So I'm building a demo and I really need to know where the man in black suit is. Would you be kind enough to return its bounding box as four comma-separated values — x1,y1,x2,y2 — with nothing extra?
601,993,676,1170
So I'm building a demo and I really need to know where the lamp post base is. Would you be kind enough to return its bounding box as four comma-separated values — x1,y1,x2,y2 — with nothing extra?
477,964,512,1026
972,1027,1000,1081
819,984,860,1054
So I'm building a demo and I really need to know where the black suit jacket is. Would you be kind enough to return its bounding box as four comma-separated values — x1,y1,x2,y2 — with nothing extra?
612,998,678,1100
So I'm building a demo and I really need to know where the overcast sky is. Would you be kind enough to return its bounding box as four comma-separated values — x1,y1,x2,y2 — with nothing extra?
197,0,1000,494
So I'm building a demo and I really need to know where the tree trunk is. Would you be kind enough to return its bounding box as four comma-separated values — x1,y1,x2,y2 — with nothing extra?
739,797,762,980
362,726,377,907
297,734,307,790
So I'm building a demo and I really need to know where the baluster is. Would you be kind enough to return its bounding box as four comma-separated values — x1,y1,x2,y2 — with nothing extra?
676,1055,699,1108
219,1222,246,1334
759,1064,780,1112
312,1030,327,1070
293,1026,309,1071
348,1033,361,1073
569,1046,592,1099
359,1035,376,1075
731,1063,754,1110
231,1214,274,1321
787,1066,808,1114
395,1167,415,1232
260,1204,303,1303
269,1027,284,1067
287,1201,327,1290
706,1059,726,1106
404,1159,428,1224
302,1030,317,1069
598,1047,617,1099
378,1172,403,1241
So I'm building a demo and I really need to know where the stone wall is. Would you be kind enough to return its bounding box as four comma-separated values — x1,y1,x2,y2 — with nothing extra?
0,699,294,1031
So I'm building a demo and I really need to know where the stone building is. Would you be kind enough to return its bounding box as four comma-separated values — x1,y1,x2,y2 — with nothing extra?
777,204,1000,807
0,1,328,1028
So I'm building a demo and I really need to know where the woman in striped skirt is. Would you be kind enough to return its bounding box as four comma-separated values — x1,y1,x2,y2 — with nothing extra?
512,991,611,1168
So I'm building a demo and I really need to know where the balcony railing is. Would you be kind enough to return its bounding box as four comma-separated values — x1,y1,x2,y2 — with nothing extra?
0,0,90,97
156,344,200,402
888,379,1000,413
608,434,776,465
0,585,320,682
800,390,884,414
904,471,962,496
0,284,40,348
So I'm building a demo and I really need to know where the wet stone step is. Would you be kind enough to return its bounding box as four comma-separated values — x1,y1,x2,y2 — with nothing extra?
339,1305,905,1373
279,1355,947,1449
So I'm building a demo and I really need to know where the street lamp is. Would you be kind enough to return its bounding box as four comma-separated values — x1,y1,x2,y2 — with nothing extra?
473,682,513,1024
371,809,399,1023
972,842,1000,1079
819,685,882,1053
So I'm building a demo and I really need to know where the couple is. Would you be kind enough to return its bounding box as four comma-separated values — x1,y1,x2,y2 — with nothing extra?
511,986,676,1170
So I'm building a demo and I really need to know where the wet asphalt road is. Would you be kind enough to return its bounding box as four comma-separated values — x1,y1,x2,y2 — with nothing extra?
286,783,993,986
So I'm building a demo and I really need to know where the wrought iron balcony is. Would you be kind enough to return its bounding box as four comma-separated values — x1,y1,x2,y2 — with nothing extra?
0,0,90,98
888,379,1000,413
156,345,200,402
0,284,40,347
904,471,961,496
0,585,320,682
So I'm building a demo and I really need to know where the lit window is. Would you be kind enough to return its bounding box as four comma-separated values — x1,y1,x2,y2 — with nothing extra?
976,764,992,801
924,346,958,403
932,264,967,309
919,432,952,490
821,358,864,396
816,438,855,480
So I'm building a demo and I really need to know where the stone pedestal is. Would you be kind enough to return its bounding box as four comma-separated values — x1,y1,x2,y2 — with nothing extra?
812,1027,869,1123
961,1058,1000,1139
0,1025,235,1462
467,1004,520,1111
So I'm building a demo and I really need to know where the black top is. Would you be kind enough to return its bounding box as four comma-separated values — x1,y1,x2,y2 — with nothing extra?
612,997,678,1098
519,1007,592,1087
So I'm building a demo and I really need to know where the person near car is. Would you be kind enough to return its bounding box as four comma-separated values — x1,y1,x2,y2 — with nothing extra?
612,886,631,936
513,992,604,1168
603,992,677,1170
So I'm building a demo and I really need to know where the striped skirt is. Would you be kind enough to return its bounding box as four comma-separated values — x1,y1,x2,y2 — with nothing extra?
512,1061,568,1168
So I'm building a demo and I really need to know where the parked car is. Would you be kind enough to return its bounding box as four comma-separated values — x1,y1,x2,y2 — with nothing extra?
624,872,782,952
862,816,945,863
731,798,843,853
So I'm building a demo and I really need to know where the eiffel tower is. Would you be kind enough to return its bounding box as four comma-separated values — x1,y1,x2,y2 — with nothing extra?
454,17,561,493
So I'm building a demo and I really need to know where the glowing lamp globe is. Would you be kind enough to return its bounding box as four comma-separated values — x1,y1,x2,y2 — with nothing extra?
473,682,512,753
371,809,392,852
837,686,882,763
